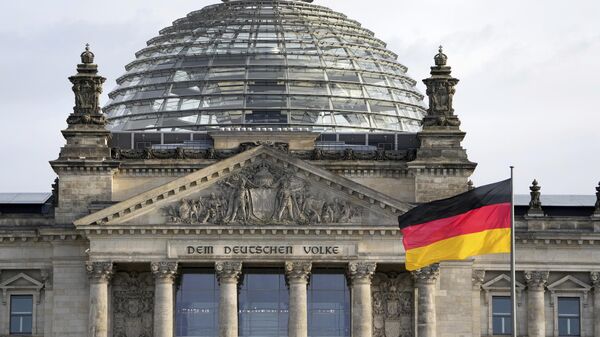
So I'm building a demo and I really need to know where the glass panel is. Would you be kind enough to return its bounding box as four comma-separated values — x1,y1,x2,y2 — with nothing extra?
245,111,288,124
239,269,289,337
201,96,244,109
330,83,363,98
247,81,286,94
248,68,286,80
202,82,245,95
175,270,219,337
290,96,329,110
308,271,350,337
369,101,398,115
331,98,367,111
327,70,360,82
289,82,328,95
558,298,580,316
246,95,287,108
288,68,325,81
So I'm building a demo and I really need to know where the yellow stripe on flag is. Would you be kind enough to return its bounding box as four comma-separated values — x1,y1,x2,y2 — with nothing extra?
404,228,511,271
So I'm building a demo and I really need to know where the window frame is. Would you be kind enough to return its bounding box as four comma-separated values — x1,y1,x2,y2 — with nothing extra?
491,295,512,336
9,294,34,335
553,294,584,337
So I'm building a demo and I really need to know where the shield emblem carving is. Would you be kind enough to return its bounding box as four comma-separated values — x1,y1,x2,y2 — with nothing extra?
250,188,277,221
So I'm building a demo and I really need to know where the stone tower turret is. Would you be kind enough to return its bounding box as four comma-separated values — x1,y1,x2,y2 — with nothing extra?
408,47,476,202
50,45,119,224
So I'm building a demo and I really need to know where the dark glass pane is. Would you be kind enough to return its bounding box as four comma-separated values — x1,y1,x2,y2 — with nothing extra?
308,270,350,337
559,318,569,336
492,296,511,315
176,270,219,337
11,295,33,313
558,298,580,316
245,111,288,124
110,132,133,149
339,134,365,145
239,269,288,337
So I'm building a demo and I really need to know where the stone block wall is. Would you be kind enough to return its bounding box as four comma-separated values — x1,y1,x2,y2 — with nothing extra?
437,262,474,337
55,173,114,224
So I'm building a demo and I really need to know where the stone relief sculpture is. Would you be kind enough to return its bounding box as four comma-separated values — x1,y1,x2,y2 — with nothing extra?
163,160,363,225
112,272,154,337
372,273,414,337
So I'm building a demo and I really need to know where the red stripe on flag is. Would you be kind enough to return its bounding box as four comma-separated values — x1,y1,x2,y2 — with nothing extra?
401,202,511,250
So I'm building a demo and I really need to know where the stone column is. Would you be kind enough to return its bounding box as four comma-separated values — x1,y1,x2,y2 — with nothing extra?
151,262,178,337
348,261,376,337
412,264,440,337
216,261,242,337
86,261,113,337
285,261,311,337
525,271,549,337
472,270,485,337
591,272,600,337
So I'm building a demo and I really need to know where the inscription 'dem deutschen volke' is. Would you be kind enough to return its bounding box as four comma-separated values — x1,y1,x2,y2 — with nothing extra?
186,245,341,256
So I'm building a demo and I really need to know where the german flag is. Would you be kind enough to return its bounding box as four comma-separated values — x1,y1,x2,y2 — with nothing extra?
399,179,512,271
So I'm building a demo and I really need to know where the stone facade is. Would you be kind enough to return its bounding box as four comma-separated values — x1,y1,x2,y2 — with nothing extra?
0,17,598,337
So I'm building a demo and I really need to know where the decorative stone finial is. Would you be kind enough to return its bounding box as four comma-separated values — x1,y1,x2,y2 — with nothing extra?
81,43,95,64
467,180,474,190
67,43,106,126
434,45,448,66
594,182,600,216
422,47,460,128
527,179,543,216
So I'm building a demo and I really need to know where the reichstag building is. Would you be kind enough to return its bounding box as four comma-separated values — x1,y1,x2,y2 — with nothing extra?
1,1,599,337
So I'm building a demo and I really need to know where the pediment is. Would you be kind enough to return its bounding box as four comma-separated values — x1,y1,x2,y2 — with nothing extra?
0,273,43,289
482,274,525,291
547,275,591,292
75,146,412,228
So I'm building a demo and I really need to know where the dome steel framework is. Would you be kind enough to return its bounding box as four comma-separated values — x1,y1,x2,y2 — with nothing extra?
104,0,427,133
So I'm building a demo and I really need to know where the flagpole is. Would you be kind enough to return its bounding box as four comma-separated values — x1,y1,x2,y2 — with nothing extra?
510,166,517,337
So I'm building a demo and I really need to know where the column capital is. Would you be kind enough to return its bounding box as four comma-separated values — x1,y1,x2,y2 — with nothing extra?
347,261,376,284
524,270,549,290
215,261,242,284
86,261,113,282
472,269,486,289
411,264,440,285
285,261,312,283
151,261,178,281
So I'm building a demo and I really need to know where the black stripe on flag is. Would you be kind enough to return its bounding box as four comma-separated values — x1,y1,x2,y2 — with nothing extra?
398,179,512,229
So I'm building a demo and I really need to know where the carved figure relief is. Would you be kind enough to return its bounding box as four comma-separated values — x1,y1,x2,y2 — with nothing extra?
372,273,414,337
112,272,154,337
163,160,364,225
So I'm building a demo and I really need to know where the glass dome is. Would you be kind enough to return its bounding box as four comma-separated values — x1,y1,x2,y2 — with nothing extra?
104,0,427,133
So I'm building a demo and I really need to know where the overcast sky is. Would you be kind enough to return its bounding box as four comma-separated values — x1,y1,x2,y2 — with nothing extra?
0,0,598,195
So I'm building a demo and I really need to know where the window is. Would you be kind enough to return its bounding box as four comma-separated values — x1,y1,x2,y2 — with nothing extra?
238,269,289,337
308,270,350,337
10,295,33,335
175,270,219,337
492,296,512,335
558,297,580,336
